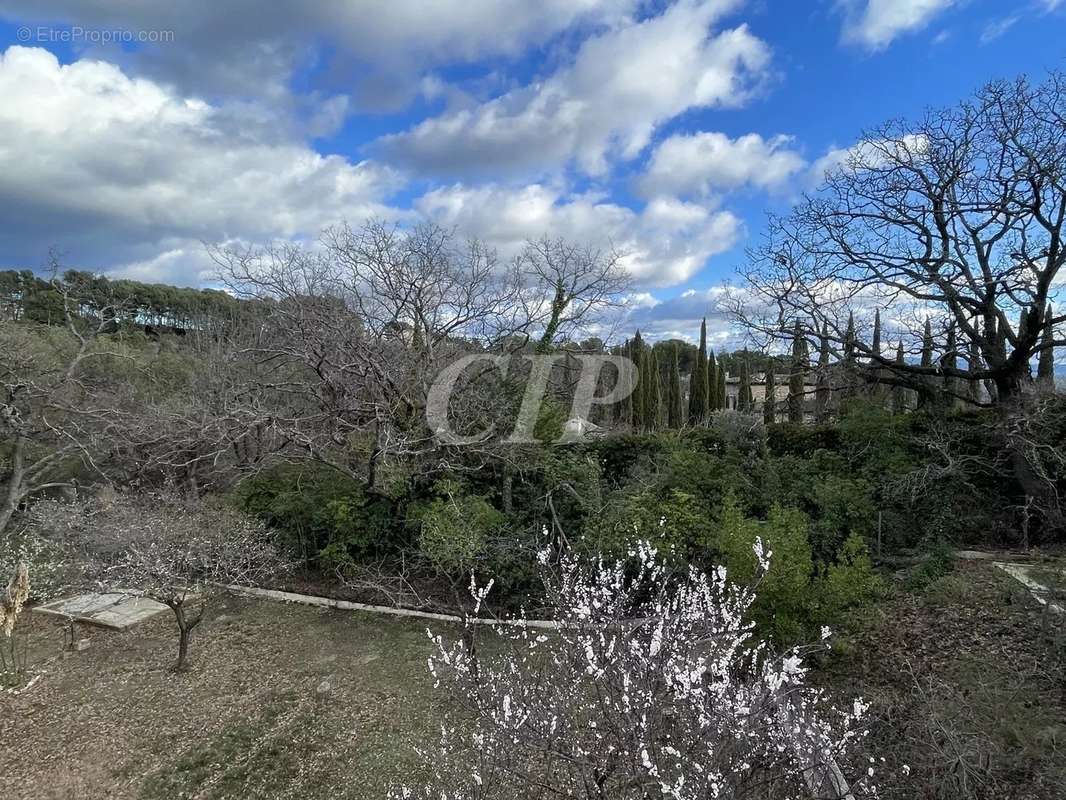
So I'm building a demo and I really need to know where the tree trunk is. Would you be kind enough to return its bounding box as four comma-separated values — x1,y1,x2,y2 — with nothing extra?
0,435,26,536
170,602,201,672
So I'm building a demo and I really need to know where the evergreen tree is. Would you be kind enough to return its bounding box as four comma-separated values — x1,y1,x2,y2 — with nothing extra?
644,348,662,431
738,358,753,412
618,338,634,426
688,318,709,425
942,325,958,406
920,319,936,407
920,320,934,367
631,331,646,429
1038,303,1056,391
788,320,807,423
716,364,727,415
706,350,718,411
843,311,856,363
893,341,909,414
871,308,885,404
968,325,983,404
763,364,776,424
816,321,832,422
667,345,684,428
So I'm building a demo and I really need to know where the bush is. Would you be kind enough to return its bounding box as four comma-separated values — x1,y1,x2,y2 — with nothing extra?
408,479,505,574
235,464,397,568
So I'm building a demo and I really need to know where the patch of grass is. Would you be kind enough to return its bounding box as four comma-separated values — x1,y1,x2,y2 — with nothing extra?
903,538,956,591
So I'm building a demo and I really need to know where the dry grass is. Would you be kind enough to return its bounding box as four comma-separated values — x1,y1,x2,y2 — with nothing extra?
821,560,1066,800
0,596,449,799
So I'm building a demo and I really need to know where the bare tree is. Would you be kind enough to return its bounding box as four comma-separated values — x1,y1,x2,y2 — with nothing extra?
729,72,1065,407
0,272,134,535
208,222,634,494
513,236,632,353
31,494,286,672
728,73,1066,528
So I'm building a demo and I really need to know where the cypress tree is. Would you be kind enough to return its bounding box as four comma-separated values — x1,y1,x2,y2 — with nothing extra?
816,321,832,422
706,349,718,411
716,363,727,415
893,341,908,414
1038,303,1056,391
631,331,646,429
920,319,936,407
844,311,856,363
763,363,776,424
788,320,807,422
644,348,662,431
943,325,958,406
618,338,634,426
871,308,885,404
688,318,709,425
920,320,934,368
738,358,753,412
967,324,983,404
668,344,684,428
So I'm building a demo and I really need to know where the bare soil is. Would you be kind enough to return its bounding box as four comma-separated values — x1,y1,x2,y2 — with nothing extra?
1,597,449,799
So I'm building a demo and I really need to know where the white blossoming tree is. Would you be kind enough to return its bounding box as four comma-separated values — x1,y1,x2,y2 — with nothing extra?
395,541,873,800
31,494,287,672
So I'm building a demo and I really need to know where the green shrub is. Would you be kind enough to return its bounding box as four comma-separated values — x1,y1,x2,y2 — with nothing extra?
235,464,395,567
408,479,505,574
817,532,883,618
717,500,814,643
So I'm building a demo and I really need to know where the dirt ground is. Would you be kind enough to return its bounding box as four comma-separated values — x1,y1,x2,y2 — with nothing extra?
822,560,1066,800
4,560,1065,800
1,597,450,800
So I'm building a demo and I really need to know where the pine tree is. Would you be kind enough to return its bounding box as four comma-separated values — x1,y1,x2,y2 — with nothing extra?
763,363,776,424
1038,303,1056,391
788,320,807,422
667,345,684,428
688,318,709,425
738,358,753,412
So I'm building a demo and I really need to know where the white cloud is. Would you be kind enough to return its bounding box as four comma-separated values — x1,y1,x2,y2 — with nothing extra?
0,1,638,109
377,0,771,178
415,183,742,288
809,134,928,184
0,46,402,281
617,287,739,344
839,0,956,51
979,16,1020,44
639,131,806,198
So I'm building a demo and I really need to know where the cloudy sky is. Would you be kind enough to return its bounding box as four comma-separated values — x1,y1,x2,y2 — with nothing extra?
0,0,1062,342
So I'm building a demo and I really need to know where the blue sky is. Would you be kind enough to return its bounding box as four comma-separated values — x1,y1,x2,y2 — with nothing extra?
0,0,1062,340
